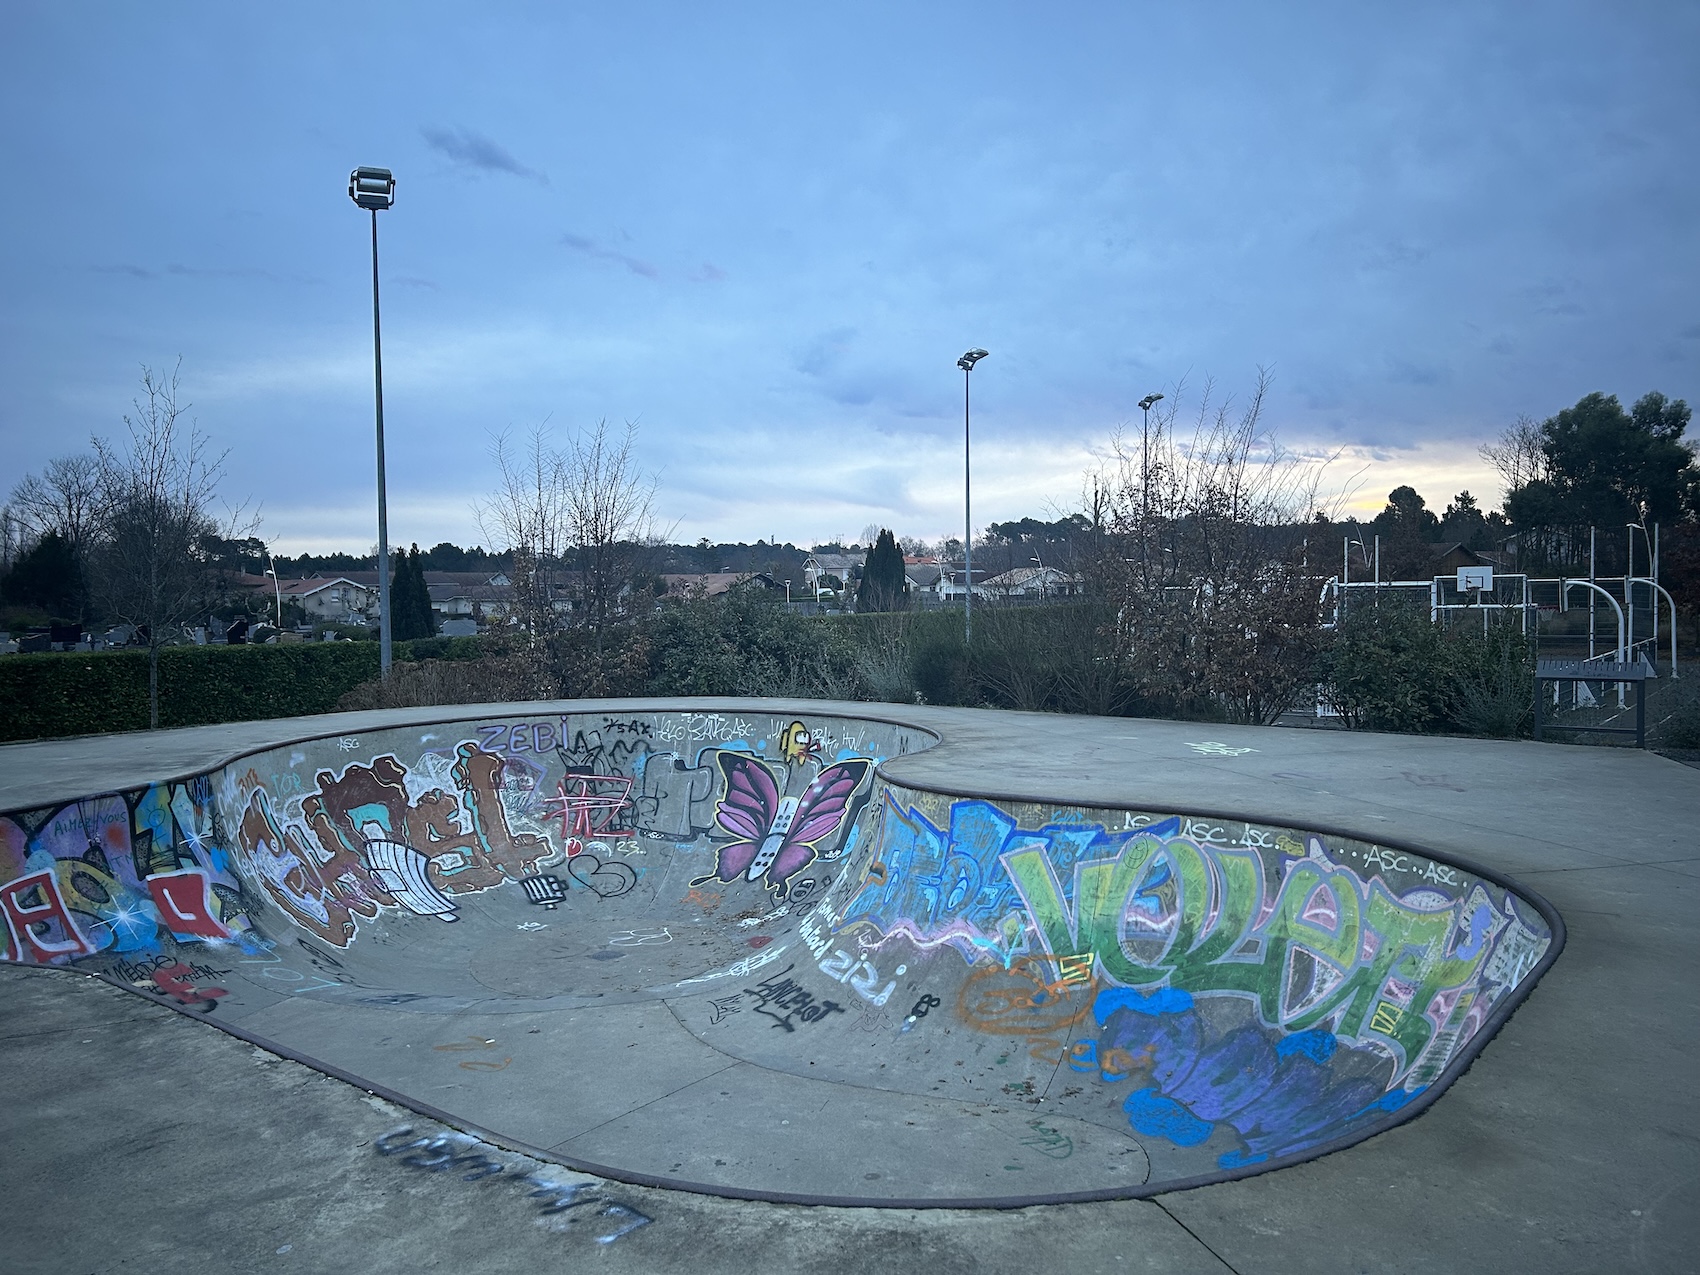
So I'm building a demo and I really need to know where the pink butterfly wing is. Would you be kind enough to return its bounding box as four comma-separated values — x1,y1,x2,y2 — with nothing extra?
707,839,760,883
764,761,869,889
783,760,871,847
714,752,780,841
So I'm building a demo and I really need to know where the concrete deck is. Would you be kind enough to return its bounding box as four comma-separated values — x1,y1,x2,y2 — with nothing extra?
1,700,1696,1271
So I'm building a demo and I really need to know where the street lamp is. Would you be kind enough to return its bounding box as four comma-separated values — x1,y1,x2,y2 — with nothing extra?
1628,521,1652,660
1137,393,1163,530
958,348,989,643
1030,554,1046,600
263,560,283,628
349,166,396,679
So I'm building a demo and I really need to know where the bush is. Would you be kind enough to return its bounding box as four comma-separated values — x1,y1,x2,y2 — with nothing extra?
645,591,860,698
0,636,487,741
1320,600,1536,737
335,651,542,711
1446,619,1537,738
827,603,1135,715
1654,677,1700,749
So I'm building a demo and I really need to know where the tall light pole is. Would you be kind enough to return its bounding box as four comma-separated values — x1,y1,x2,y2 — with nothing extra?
263,557,282,628
958,349,989,643
1137,393,1163,527
349,166,396,678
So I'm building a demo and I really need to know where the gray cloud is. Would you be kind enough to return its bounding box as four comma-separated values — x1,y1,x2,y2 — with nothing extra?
560,233,659,279
166,263,285,281
795,328,856,377
1385,358,1446,387
421,125,548,183
94,262,311,283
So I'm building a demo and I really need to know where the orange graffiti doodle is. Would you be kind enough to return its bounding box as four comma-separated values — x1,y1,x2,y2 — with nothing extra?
957,954,1101,1062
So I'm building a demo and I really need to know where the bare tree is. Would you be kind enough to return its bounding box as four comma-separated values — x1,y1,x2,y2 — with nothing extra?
1086,369,1331,723
566,419,663,645
479,425,574,662
1479,414,1547,502
92,364,229,728
477,418,664,692
9,453,107,554
0,505,23,572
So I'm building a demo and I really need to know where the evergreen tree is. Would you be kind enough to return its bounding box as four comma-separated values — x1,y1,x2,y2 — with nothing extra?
1496,390,1696,571
389,543,436,641
855,529,909,612
0,531,84,619
1370,486,1440,579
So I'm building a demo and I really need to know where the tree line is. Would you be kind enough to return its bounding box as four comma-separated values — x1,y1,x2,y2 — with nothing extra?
8,361,1695,731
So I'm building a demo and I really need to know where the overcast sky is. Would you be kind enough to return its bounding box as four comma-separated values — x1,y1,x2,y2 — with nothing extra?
2,2,1695,554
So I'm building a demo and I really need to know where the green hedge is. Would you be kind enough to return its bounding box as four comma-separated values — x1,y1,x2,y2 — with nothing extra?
0,637,484,742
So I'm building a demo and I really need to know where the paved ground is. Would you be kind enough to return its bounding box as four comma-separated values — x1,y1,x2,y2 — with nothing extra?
2,700,1697,1272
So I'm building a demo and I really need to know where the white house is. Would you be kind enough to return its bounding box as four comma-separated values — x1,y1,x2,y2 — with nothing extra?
803,554,860,593
903,563,943,598
978,565,1082,598
934,568,992,602
275,577,375,622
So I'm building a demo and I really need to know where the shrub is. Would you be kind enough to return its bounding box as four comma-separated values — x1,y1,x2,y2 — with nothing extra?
1446,619,1536,738
1320,599,1452,732
0,636,487,742
335,651,542,711
1654,677,1700,749
645,592,859,698
1321,600,1537,737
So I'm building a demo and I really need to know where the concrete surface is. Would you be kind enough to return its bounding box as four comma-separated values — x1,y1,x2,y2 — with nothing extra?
1,700,1697,1271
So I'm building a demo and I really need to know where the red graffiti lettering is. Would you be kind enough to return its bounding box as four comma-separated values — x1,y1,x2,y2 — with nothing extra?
150,960,228,1010
0,870,94,962
545,774,634,843
146,868,232,940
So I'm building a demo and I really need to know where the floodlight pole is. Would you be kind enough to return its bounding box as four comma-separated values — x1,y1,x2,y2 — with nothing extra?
958,349,988,644
369,210,392,677
1137,393,1163,575
350,166,397,679
964,368,972,643
263,553,282,628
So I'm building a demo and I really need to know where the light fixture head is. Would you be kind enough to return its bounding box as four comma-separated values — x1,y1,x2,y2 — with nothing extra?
349,167,396,211
957,348,989,371
1138,393,1164,411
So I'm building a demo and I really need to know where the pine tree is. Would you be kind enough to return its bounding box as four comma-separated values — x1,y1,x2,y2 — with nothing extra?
408,544,436,638
389,543,436,641
855,529,909,613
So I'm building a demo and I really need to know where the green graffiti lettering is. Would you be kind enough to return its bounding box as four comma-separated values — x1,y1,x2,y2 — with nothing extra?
1004,831,1496,1065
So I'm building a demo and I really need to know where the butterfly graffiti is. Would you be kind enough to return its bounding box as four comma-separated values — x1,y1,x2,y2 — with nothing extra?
690,753,871,899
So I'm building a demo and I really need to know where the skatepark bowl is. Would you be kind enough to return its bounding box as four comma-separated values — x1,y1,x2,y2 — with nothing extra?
0,702,1561,1207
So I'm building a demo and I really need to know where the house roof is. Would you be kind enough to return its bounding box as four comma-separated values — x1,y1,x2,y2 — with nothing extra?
275,576,371,600
1428,542,1486,565
980,565,1080,589
804,554,860,573
662,572,772,597
938,567,992,586
426,582,511,603
424,571,511,587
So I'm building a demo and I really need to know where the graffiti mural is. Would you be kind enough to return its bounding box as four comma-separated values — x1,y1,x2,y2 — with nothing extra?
1,780,256,965
842,791,1554,1171
0,712,899,967
0,707,1555,1200
689,753,872,900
